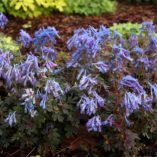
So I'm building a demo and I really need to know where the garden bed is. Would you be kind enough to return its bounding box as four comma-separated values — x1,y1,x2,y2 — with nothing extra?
1,2,157,157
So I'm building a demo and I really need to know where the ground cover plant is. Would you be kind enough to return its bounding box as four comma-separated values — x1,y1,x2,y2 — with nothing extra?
0,0,116,18
0,0,66,18
0,33,20,53
64,0,116,16
110,23,141,39
1,8,157,157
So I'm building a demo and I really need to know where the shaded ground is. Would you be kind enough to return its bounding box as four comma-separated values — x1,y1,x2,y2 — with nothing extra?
1,3,157,51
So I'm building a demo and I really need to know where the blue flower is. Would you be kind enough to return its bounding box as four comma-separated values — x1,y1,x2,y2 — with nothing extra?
102,114,114,127
135,57,151,71
44,59,57,72
19,30,32,47
140,21,155,35
86,116,102,132
149,83,157,99
92,91,104,107
133,46,143,55
122,92,141,117
0,13,8,29
113,44,133,62
67,26,102,62
21,72,37,86
93,61,109,73
120,75,145,94
33,27,59,49
128,33,138,47
98,25,110,43
21,89,36,116
79,74,97,91
41,46,57,61
44,80,64,98
77,95,98,115
4,111,16,126
112,31,124,45
40,93,48,109
144,37,157,53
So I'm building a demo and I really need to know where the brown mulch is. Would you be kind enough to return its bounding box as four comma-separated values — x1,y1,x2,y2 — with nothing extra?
1,3,157,51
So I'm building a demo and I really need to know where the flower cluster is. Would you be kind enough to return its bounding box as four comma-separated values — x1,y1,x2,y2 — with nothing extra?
1,13,157,139
67,21,157,132
1,16,64,127
0,13,8,29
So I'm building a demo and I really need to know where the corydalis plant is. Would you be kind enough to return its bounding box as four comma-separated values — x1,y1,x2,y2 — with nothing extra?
0,13,8,29
67,22,157,132
0,15,65,127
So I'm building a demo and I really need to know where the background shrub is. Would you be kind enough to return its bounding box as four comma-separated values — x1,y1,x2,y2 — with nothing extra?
110,23,141,39
0,33,20,54
63,0,116,15
1,0,66,18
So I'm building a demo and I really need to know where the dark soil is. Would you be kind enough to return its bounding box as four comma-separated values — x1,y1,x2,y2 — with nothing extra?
1,2,157,52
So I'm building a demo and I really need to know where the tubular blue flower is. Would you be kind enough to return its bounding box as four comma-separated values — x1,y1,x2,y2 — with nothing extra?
140,21,155,35
20,54,40,75
44,59,57,72
135,57,151,71
77,95,98,115
12,65,22,83
44,80,64,98
92,91,104,107
33,27,59,49
86,116,102,132
50,80,64,98
40,93,48,109
41,46,57,61
0,51,13,65
122,92,141,117
141,93,153,111
133,46,143,55
113,44,133,62
102,114,114,127
3,66,14,87
149,83,157,99
93,61,109,73
119,75,145,94
79,74,97,91
128,33,138,47
67,26,101,61
21,72,37,86
4,111,16,126
98,25,110,43
19,30,32,47
112,31,124,45
144,37,157,53
0,13,8,29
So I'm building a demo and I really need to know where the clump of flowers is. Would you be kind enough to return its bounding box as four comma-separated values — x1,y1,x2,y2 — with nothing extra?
0,13,8,29
1,13,157,156
67,22,157,155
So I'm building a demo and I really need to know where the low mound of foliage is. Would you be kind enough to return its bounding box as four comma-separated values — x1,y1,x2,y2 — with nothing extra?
110,22,141,39
1,13,157,156
0,33,20,54
0,0,116,18
64,0,116,16
0,0,66,18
